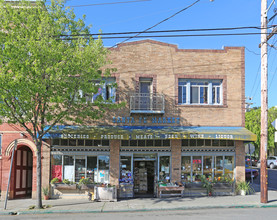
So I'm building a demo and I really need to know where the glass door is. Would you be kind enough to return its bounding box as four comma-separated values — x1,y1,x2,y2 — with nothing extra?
75,156,86,182
139,79,152,110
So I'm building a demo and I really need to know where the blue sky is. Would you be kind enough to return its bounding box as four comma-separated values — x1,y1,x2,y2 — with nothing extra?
63,0,277,108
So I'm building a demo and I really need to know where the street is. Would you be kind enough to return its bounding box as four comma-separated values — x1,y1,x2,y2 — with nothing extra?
251,167,277,190
1,208,277,220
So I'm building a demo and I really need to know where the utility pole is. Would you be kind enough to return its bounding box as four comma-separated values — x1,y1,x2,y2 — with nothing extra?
260,0,268,204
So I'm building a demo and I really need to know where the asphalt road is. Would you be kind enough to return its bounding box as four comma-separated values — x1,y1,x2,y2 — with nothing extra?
1,208,277,220
250,167,277,190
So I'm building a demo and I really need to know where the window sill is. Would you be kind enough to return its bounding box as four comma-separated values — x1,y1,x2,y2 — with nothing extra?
177,104,227,108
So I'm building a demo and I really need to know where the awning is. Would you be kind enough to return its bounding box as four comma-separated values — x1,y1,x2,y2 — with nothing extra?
43,126,256,141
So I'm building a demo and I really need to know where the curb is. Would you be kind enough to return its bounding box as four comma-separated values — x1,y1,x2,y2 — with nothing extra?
1,203,277,215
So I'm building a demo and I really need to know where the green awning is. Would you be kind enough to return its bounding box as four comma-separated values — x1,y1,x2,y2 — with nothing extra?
44,126,256,141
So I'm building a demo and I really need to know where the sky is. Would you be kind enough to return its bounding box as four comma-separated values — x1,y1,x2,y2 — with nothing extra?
61,0,277,108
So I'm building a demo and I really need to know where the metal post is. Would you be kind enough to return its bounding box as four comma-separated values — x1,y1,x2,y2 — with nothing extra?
260,0,268,204
4,139,17,210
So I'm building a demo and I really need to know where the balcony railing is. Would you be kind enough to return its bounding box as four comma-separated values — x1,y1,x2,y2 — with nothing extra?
130,93,165,114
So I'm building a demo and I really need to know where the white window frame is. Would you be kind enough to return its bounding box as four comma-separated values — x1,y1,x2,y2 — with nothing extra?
178,79,223,105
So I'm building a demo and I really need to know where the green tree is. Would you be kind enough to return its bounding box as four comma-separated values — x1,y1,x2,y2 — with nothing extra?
245,107,277,155
0,0,119,208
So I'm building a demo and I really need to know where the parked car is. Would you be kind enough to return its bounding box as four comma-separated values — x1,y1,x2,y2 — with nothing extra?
245,156,259,167
257,156,277,169
245,168,259,180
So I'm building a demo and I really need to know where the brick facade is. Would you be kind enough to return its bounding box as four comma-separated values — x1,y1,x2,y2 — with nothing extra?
0,40,250,199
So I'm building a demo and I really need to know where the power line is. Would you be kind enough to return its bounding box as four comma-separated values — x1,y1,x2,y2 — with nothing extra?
58,32,272,41
110,0,201,48
68,0,151,8
55,26,274,38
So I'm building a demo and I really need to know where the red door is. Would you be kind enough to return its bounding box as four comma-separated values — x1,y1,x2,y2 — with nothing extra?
14,146,33,198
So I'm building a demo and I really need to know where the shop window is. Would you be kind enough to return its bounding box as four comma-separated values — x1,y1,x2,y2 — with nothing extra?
98,156,110,183
61,139,68,146
214,156,223,178
181,156,191,182
224,156,234,179
203,156,212,178
52,139,60,145
146,140,154,146
102,140,110,146
178,79,222,105
51,155,62,181
159,156,170,182
181,139,189,146
154,140,162,146
138,140,146,147
121,140,129,146
190,139,197,146
130,140,137,147
63,156,74,182
220,140,227,146
205,139,211,146
212,139,220,147
87,156,97,182
197,139,204,146
192,156,202,182
69,139,77,146
94,140,101,146
85,140,93,146
77,139,84,146
227,140,234,146
120,156,133,183
162,140,170,146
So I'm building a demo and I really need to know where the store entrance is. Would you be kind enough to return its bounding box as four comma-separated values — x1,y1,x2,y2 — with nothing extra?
134,160,156,197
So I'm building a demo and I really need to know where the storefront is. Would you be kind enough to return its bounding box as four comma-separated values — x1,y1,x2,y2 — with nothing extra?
45,125,256,197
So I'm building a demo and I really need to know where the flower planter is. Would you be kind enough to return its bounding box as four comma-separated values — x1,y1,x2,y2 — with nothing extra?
80,184,95,190
52,183,77,190
94,186,117,202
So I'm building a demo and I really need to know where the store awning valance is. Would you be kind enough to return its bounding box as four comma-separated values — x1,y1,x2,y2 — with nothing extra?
43,126,256,142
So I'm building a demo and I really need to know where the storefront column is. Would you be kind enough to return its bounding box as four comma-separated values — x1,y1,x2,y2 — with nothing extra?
235,141,245,182
109,140,120,187
171,139,181,183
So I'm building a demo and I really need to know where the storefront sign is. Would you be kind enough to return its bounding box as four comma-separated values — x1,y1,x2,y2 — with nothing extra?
112,116,180,125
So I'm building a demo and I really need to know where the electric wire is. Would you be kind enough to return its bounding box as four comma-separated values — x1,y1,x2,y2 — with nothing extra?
55,26,274,38
110,0,201,48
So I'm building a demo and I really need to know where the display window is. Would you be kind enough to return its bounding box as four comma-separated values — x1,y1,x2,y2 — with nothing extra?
120,156,133,184
159,156,170,182
50,154,110,183
181,155,235,182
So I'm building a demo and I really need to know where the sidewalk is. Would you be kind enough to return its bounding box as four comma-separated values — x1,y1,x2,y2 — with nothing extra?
1,184,277,216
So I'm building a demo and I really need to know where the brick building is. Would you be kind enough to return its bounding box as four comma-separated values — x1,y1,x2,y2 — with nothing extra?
0,40,256,199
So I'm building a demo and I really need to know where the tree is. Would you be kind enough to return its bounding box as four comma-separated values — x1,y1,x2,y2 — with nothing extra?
0,0,119,208
245,107,277,156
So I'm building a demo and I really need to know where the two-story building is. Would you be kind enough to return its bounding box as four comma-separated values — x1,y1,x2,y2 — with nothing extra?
0,40,256,199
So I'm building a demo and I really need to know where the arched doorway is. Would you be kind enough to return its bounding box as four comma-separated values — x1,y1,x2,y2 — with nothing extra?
13,146,33,199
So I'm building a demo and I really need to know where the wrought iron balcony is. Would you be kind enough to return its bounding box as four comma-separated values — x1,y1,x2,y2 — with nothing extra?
130,93,165,114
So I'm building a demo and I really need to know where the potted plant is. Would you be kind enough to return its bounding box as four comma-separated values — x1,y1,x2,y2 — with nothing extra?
78,178,95,190
200,175,214,196
236,181,255,196
42,187,49,200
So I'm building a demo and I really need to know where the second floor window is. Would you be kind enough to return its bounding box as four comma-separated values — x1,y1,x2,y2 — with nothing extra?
178,79,222,105
79,77,116,103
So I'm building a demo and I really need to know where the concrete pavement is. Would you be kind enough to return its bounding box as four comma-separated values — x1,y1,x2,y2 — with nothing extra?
1,184,277,216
